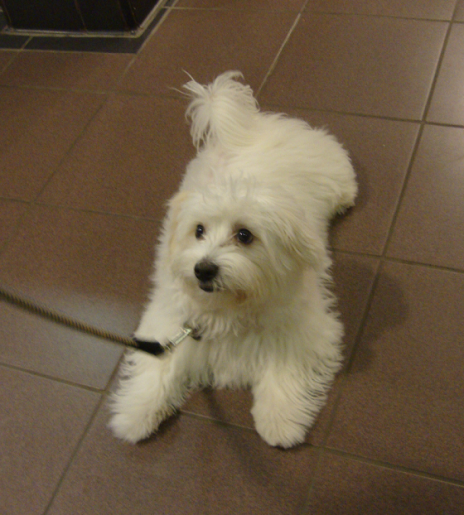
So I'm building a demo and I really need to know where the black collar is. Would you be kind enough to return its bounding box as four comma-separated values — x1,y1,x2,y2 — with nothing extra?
132,325,200,356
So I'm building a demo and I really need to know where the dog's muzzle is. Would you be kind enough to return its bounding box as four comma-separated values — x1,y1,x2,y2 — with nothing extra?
194,260,219,292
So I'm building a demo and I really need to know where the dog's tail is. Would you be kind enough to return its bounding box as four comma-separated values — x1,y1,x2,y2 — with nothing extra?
182,71,259,149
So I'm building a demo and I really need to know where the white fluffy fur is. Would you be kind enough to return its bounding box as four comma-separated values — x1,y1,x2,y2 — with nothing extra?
109,71,357,448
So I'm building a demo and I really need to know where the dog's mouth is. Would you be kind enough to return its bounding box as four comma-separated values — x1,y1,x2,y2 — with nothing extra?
198,281,215,293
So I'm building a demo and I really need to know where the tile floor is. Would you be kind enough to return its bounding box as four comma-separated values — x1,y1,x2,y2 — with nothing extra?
1,1,464,514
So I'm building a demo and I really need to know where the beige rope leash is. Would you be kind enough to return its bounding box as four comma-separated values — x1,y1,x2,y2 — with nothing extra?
0,284,192,356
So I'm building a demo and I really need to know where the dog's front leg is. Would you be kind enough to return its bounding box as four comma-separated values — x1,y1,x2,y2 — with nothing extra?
108,349,189,443
108,303,191,443
251,367,320,448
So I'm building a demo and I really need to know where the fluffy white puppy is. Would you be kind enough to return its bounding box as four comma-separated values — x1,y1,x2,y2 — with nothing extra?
109,71,357,448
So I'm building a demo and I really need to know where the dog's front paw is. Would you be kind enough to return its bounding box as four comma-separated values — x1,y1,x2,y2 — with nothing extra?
108,396,173,444
252,409,307,449
108,412,157,444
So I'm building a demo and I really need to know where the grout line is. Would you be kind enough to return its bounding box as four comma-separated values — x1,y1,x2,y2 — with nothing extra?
42,393,107,515
261,101,459,129
427,120,464,129
30,94,110,203
339,257,383,377
0,47,20,74
111,87,187,100
322,447,464,488
0,200,32,258
316,258,383,445
332,248,464,275
0,202,37,258
1,47,135,55
0,361,108,394
380,255,464,275
260,102,424,124
452,0,463,22
0,82,110,95
103,350,127,394
170,6,306,13
421,24,456,122
256,12,302,97
32,200,164,224
330,247,382,259
295,10,456,23
301,446,327,512
300,0,311,12
0,81,195,101
180,410,257,434
381,17,455,257
0,197,31,205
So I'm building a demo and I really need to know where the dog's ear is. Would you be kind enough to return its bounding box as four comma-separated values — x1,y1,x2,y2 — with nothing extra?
166,191,191,255
168,190,190,219
284,216,326,270
264,202,326,271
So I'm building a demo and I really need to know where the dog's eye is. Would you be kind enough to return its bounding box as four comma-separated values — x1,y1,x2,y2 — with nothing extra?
195,224,205,239
237,228,253,245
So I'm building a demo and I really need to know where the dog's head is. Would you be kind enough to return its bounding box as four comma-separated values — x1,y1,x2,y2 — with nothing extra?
164,175,326,310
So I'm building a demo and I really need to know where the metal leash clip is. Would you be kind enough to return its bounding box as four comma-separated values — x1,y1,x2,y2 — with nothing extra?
165,325,200,352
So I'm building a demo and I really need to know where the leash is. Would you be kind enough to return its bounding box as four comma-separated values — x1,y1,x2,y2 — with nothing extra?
0,284,196,357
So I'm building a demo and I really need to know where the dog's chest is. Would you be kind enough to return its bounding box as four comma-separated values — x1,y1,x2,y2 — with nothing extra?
190,329,264,388
191,324,284,389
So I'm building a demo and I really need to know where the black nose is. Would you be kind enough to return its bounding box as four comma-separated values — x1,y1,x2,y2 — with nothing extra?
194,261,219,282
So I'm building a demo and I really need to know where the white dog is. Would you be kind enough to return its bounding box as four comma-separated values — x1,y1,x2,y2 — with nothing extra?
109,71,357,448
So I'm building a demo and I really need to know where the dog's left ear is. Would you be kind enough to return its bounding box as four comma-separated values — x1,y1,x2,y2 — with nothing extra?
265,203,327,271
284,216,326,270
166,190,191,255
